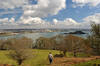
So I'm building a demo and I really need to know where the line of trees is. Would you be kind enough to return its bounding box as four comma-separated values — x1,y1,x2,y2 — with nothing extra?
35,34,92,57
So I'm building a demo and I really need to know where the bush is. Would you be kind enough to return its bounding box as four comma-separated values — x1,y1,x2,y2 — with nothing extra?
54,54,64,57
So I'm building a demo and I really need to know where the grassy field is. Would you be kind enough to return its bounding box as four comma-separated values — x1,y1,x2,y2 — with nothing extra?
0,49,60,66
0,50,99,66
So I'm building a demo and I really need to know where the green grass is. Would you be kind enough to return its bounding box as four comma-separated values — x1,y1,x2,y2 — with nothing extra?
0,50,99,66
74,59,100,66
66,52,90,57
23,49,59,66
0,49,59,66
0,50,17,66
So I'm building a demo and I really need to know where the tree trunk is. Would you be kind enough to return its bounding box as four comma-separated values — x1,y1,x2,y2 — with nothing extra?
63,50,66,56
18,59,23,66
73,51,77,57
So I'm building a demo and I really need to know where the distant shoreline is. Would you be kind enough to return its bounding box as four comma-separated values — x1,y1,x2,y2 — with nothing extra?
0,32,18,36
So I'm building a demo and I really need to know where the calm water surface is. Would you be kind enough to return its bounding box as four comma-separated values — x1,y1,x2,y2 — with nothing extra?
0,31,90,40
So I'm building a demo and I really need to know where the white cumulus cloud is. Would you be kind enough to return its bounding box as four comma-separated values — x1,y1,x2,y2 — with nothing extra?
0,0,100,29
0,13,100,29
23,0,66,17
0,0,28,9
0,0,66,18
72,0,100,7
83,13,100,24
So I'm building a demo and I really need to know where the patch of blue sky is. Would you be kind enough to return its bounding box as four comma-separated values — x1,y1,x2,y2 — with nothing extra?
43,0,100,22
29,0,38,5
0,0,100,23
0,7,23,21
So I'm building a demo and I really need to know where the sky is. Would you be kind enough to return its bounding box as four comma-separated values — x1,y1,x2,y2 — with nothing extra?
0,0,100,29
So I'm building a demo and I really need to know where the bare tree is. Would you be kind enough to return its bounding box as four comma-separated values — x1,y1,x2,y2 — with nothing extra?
55,35,91,57
64,35,91,57
9,37,33,65
36,37,56,49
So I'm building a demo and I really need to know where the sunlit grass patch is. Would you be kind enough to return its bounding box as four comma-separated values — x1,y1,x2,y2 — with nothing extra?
74,59,100,66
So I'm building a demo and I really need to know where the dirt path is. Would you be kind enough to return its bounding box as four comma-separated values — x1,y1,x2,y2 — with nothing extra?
49,56,100,66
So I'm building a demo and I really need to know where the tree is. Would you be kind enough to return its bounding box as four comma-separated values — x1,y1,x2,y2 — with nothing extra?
56,35,91,57
88,24,100,55
51,35,65,50
0,40,4,50
0,39,10,50
83,39,92,55
64,35,88,57
9,37,33,65
50,35,70,56
36,37,56,49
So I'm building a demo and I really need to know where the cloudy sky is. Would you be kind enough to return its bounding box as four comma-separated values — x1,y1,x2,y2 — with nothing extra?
0,0,100,29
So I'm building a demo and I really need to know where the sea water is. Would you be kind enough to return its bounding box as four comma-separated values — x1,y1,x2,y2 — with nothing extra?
0,30,91,40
